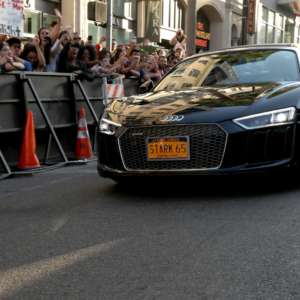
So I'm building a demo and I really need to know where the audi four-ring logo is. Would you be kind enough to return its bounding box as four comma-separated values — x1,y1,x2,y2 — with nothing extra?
161,115,184,122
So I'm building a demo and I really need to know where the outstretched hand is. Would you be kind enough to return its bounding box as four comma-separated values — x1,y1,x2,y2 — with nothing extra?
32,36,40,46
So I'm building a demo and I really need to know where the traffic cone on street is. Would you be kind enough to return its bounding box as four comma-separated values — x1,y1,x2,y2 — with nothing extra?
75,107,93,160
18,111,40,170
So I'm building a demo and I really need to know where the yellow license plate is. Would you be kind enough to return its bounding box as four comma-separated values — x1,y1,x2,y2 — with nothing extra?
147,137,190,161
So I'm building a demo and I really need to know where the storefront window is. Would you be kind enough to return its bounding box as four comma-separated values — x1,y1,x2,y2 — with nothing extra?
297,25,300,43
275,28,283,43
196,11,210,51
267,25,274,43
161,0,184,30
284,19,294,43
260,7,284,43
88,22,106,44
275,15,284,43
262,7,268,22
259,22,267,44
269,11,275,26
23,10,41,35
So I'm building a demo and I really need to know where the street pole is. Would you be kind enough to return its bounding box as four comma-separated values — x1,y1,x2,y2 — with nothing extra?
106,0,113,51
186,0,197,56
241,0,248,45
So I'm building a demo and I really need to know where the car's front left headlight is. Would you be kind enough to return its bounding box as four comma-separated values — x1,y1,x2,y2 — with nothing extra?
99,115,121,135
233,107,296,130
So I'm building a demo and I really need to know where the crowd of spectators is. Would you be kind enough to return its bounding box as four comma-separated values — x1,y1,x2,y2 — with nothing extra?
0,10,187,88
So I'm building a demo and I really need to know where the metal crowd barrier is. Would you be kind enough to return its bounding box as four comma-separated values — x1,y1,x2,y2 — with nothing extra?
0,71,108,179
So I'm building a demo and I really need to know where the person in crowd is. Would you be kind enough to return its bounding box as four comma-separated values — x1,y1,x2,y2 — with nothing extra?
47,30,71,72
141,55,161,83
6,37,32,71
38,27,51,48
1,17,178,89
91,56,118,76
157,48,166,57
57,42,80,73
158,55,171,77
58,42,96,82
77,44,98,68
20,37,46,72
175,47,184,61
85,35,93,46
38,13,61,56
110,45,127,65
167,50,182,68
170,29,186,57
0,41,23,72
111,38,117,52
91,47,119,76
95,36,106,57
98,48,112,62
6,37,22,58
120,48,142,78
42,36,53,70
151,51,160,63
36,10,60,71
72,32,83,46
49,9,62,42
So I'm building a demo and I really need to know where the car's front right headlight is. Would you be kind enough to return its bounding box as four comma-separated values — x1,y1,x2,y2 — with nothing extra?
233,107,296,130
99,114,121,135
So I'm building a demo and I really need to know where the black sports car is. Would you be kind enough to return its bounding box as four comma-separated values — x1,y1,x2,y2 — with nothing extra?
97,45,300,180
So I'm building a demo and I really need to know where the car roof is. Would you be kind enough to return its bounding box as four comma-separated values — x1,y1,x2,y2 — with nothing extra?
187,43,300,60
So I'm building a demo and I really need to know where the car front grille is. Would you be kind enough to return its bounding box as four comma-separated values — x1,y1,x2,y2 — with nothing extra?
118,124,227,171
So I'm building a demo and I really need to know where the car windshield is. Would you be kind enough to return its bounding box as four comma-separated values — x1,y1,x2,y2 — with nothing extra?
154,49,300,92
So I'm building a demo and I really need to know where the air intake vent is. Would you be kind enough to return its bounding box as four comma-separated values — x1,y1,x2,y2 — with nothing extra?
119,124,227,171
87,1,107,23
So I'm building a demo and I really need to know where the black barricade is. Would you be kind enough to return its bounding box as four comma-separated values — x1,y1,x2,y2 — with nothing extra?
0,72,107,178
0,71,141,178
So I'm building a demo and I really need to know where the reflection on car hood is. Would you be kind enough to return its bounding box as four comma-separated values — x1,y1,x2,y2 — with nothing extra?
106,82,300,125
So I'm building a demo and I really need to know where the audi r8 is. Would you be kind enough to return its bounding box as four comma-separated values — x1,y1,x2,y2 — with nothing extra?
97,45,300,181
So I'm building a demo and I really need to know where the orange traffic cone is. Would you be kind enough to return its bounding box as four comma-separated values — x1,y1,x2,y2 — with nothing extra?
75,107,93,160
18,111,40,170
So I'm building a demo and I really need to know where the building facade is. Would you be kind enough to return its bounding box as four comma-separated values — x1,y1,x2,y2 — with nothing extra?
136,0,187,45
23,0,61,38
21,0,300,50
254,0,300,44
186,0,300,52
61,0,137,44
192,0,243,51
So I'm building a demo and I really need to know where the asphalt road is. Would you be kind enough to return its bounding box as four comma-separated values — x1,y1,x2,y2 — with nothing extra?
1,162,300,300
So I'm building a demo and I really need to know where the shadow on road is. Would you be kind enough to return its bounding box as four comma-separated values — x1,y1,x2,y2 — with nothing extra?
109,173,300,200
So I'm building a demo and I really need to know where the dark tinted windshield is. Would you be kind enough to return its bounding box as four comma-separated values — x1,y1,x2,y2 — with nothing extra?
154,50,300,92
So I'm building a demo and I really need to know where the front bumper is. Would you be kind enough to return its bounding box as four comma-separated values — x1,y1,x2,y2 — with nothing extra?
97,122,297,178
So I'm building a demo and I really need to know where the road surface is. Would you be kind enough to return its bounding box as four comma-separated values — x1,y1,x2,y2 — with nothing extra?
0,162,300,299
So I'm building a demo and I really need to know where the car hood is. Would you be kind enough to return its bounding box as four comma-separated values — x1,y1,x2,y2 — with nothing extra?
106,82,300,125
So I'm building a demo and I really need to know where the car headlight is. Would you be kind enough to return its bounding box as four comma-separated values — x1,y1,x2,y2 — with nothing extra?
99,115,121,135
233,107,296,130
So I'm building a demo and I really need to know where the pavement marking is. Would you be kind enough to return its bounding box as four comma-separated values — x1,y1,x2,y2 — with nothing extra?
0,238,126,299
50,213,71,232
